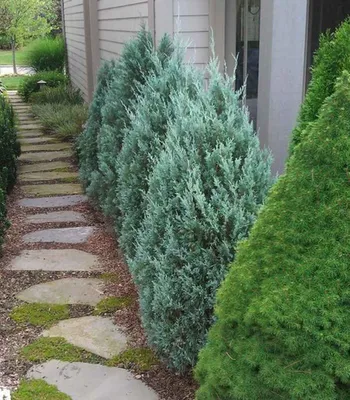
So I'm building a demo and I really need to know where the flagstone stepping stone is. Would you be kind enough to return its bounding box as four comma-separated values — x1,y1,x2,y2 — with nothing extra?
23,226,95,244
26,210,86,224
19,194,87,208
27,361,159,400
19,124,43,130
19,161,71,174
42,316,128,359
20,171,78,183
21,143,72,152
18,131,43,138
19,136,55,144
16,278,105,306
19,150,72,162
9,249,99,271
22,183,82,196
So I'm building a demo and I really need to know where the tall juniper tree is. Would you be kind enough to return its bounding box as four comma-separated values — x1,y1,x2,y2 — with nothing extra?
131,60,272,371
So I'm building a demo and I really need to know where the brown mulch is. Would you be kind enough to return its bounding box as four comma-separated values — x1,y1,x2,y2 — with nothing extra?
0,162,197,398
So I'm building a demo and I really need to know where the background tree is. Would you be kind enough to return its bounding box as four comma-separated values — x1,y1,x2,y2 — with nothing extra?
0,0,55,73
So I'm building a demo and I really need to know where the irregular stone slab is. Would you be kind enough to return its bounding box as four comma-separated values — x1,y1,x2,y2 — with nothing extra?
19,124,42,130
20,171,78,183
21,143,71,152
19,137,55,144
19,150,72,162
16,278,104,306
43,316,128,359
19,161,71,174
26,210,86,224
9,249,99,271
23,226,95,244
18,194,87,208
18,131,43,138
27,361,159,400
22,183,83,196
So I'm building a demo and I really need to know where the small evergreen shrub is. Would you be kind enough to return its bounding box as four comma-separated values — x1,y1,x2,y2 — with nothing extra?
18,71,68,102
26,36,65,72
32,103,88,141
29,85,83,105
78,59,117,188
195,71,350,400
118,44,203,258
132,61,272,371
291,18,350,151
86,28,173,217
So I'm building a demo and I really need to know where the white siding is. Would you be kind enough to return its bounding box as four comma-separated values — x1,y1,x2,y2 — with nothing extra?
173,0,210,70
63,0,88,100
98,0,149,61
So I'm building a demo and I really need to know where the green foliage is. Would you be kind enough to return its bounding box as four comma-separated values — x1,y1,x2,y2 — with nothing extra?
12,379,71,400
30,85,83,105
85,28,173,218
26,36,65,72
21,337,105,364
11,303,70,327
0,75,24,90
93,296,132,315
117,44,203,258
32,103,88,141
291,18,350,151
107,348,159,372
195,71,350,400
18,71,67,102
0,95,19,251
132,61,272,372
78,59,117,188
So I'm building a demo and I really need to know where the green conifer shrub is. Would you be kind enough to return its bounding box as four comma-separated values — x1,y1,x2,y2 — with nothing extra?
195,71,350,399
291,18,350,151
86,28,173,218
117,45,203,259
78,59,117,188
131,61,272,372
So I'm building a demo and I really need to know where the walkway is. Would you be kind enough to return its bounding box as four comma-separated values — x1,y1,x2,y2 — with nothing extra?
0,66,34,76
1,91,158,400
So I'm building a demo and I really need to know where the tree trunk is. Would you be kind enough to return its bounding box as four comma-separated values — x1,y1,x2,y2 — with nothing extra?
11,36,17,75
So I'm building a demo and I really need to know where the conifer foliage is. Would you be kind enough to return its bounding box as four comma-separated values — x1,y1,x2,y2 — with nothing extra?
117,45,203,259
196,72,350,399
131,62,272,371
86,28,173,217
78,59,117,189
291,18,350,151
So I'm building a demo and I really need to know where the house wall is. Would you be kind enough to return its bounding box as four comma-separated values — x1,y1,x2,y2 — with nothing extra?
62,0,88,100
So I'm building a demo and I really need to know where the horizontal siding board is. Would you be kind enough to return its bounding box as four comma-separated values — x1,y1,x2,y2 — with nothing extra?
178,31,208,48
65,19,85,28
100,49,121,60
99,29,138,44
185,47,209,65
98,0,147,9
99,40,124,55
173,0,209,16
98,2,148,20
175,15,209,32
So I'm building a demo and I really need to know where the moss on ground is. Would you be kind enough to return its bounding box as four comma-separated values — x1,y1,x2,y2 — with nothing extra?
60,176,79,183
21,337,105,364
93,296,132,315
12,379,71,400
99,272,119,283
11,303,70,328
106,348,159,372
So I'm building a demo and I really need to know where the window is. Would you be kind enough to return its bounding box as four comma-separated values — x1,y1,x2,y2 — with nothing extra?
235,0,261,99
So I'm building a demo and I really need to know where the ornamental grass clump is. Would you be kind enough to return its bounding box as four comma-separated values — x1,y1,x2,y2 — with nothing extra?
86,27,173,217
291,18,350,151
195,71,350,399
132,60,272,372
117,43,203,259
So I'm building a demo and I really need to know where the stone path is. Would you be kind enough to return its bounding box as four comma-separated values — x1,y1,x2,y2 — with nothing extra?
4,92,158,399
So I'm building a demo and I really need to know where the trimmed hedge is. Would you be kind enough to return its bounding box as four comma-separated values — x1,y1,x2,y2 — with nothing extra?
291,18,350,151
0,96,20,250
196,71,350,399
131,61,272,371
18,71,68,102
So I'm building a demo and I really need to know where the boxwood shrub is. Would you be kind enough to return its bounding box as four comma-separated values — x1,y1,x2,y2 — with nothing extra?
196,71,350,400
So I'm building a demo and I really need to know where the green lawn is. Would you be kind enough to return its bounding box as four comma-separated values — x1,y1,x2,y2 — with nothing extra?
0,46,30,65
0,75,24,90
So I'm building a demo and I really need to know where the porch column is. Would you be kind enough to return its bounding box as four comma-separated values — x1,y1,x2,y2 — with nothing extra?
257,0,309,174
